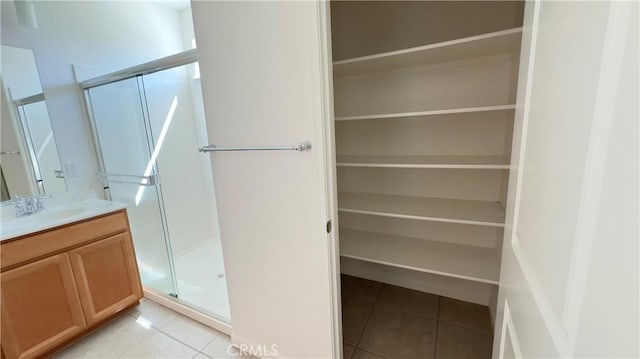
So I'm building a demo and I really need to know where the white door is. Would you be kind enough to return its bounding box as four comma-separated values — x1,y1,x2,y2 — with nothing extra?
493,1,638,358
191,2,340,359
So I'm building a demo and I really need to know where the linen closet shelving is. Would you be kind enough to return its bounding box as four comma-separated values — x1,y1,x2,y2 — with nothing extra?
332,1,525,308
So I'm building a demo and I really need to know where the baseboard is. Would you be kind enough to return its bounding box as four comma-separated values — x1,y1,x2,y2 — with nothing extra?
340,257,496,306
143,287,232,335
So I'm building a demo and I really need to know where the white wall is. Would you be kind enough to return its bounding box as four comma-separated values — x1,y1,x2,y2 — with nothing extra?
0,1,187,191
180,7,196,51
1,45,43,98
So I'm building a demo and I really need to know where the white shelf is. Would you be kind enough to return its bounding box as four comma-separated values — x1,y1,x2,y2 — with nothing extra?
333,28,522,77
336,155,510,169
338,192,505,227
335,104,516,122
340,228,500,284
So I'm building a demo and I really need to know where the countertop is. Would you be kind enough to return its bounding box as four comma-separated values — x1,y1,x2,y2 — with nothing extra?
1,190,128,241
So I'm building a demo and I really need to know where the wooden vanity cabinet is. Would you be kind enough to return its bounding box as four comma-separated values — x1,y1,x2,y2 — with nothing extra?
69,231,142,325
0,210,143,359
0,254,86,359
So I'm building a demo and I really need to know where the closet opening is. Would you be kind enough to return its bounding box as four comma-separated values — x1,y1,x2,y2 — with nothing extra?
329,2,525,358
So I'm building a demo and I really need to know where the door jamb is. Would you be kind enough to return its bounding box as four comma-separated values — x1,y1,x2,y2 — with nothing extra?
316,1,343,358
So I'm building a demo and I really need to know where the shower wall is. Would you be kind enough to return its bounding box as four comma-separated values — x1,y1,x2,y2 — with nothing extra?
143,64,220,255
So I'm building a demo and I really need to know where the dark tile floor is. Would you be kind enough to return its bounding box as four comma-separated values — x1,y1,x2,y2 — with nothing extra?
341,274,494,359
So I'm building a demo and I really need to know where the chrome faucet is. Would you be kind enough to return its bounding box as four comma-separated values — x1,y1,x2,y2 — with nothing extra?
8,194,49,218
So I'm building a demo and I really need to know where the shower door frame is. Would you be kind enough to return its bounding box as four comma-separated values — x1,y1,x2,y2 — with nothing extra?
13,93,46,196
11,92,65,195
79,49,204,307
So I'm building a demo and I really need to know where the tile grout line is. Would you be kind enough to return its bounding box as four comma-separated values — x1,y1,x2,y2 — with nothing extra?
352,284,386,358
196,333,222,358
433,296,494,333
117,330,157,359
134,302,224,354
373,283,384,304
433,296,441,359
119,326,207,358
357,347,390,359
437,319,494,333
344,278,493,358
353,283,382,348
62,304,220,359
116,312,172,359
193,350,211,359
353,294,379,348
373,302,439,320
155,324,222,353
133,309,222,355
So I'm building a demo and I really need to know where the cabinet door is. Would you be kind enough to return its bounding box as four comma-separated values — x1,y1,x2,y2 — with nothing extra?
1,253,86,359
68,232,143,325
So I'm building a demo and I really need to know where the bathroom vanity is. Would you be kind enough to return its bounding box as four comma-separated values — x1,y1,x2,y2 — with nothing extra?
0,201,142,359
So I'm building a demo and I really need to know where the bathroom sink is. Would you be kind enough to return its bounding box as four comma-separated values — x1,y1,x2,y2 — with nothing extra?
1,208,88,235
0,191,128,241
21,208,86,222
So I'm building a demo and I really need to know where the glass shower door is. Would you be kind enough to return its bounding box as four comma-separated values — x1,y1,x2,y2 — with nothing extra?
140,64,230,320
86,77,178,296
84,56,231,322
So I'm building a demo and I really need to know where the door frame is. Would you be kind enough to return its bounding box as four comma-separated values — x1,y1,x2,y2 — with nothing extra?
7,91,51,195
493,0,542,356
317,1,343,358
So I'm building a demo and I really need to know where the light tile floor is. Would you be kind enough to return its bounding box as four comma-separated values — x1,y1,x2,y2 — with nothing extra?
53,299,250,359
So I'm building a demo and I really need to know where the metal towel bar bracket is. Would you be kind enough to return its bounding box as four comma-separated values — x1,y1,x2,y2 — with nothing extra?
199,141,311,153
96,172,157,186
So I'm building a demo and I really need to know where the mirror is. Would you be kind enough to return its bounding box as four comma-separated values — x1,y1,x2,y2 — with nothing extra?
0,45,66,199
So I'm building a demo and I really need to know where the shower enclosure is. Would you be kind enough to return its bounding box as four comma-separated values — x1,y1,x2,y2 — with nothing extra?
81,50,230,322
